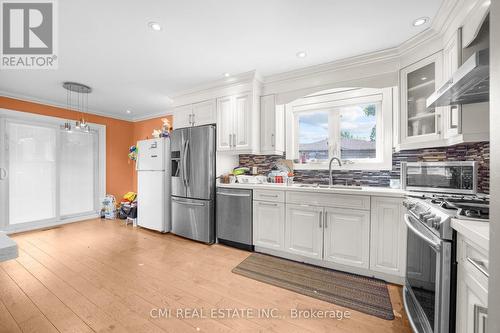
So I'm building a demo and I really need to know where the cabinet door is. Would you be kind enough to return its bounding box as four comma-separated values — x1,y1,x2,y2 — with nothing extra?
233,93,252,151
443,30,462,139
285,204,323,260
173,104,193,129
253,201,285,250
192,99,216,126
370,197,406,276
323,208,370,269
216,96,233,151
456,266,488,333
400,52,443,148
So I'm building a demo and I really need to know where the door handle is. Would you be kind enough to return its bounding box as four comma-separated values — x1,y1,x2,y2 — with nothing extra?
182,139,189,187
319,211,322,228
0,167,7,180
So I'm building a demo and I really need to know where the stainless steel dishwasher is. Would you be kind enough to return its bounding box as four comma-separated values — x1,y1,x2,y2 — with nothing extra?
216,188,253,251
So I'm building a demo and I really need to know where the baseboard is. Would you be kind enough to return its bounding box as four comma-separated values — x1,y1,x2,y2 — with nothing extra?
2,214,99,235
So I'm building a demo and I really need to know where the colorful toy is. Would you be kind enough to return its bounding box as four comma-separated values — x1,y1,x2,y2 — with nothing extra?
128,145,138,161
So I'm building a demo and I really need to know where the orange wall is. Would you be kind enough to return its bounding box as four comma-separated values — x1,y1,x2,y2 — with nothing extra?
0,96,135,201
131,115,173,192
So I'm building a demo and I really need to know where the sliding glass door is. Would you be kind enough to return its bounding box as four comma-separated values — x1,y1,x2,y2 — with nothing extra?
0,114,103,231
7,121,58,225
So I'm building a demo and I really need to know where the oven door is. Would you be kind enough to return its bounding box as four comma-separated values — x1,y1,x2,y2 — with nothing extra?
404,213,452,333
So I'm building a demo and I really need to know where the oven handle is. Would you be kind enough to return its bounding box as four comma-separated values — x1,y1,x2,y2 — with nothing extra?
404,214,441,251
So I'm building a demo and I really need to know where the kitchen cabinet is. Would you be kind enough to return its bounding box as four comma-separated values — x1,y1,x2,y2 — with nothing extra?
172,104,193,129
216,92,257,153
173,99,216,129
260,94,285,154
253,200,285,250
285,204,323,260
370,197,406,276
323,208,370,269
399,52,444,149
442,30,462,140
192,99,216,126
456,234,489,333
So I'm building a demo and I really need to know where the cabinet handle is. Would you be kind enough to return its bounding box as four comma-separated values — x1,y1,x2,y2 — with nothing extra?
191,114,195,125
228,134,232,147
271,133,275,147
258,202,278,207
324,211,328,228
319,211,322,228
260,194,278,198
233,134,236,147
467,257,489,278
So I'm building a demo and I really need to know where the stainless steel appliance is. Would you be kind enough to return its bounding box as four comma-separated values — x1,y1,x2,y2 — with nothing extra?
216,188,253,251
402,161,487,333
401,161,477,194
171,125,216,244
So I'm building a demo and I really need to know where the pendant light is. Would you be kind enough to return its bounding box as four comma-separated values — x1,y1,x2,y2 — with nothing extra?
62,82,92,133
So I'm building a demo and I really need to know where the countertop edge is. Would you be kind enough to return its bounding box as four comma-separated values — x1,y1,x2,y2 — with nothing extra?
216,183,406,198
451,218,490,251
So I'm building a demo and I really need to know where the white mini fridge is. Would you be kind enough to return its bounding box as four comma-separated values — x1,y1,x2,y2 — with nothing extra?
136,137,171,232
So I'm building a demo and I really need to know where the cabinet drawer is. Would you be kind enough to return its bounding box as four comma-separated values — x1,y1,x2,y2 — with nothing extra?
458,235,489,290
254,189,285,203
286,191,370,210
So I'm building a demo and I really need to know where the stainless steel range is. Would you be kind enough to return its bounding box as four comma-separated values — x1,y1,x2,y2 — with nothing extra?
401,161,489,333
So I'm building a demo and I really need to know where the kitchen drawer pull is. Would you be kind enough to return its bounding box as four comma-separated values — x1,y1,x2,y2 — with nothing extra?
258,202,278,207
259,194,279,198
467,257,489,278
319,211,322,228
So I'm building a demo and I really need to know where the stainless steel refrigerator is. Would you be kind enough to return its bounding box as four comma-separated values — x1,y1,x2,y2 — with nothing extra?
170,125,216,244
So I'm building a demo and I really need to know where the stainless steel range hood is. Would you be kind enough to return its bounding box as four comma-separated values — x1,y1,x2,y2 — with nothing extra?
427,48,489,108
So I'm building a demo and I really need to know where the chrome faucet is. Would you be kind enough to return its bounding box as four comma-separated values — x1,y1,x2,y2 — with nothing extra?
328,157,342,186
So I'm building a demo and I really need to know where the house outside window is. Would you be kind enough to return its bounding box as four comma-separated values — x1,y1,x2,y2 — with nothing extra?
286,88,394,170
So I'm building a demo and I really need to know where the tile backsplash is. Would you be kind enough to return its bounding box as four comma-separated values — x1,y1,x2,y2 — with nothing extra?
239,141,490,193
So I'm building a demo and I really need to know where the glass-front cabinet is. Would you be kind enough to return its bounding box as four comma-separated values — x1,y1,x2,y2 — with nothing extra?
399,52,444,149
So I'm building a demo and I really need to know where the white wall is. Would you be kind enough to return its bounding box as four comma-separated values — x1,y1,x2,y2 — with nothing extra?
488,2,500,332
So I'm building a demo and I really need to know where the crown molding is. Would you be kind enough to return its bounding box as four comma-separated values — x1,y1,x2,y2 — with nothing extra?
0,90,134,122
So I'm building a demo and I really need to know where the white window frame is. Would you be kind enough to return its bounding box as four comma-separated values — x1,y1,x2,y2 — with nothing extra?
286,88,394,171
0,108,106,233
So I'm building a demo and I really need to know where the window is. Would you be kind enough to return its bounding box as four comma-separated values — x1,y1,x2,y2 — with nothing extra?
287,88,393,170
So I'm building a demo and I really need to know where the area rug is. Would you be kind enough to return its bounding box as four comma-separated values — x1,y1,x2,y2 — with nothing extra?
232,253,394,320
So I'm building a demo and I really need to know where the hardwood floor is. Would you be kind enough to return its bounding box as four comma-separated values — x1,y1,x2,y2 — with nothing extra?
1,219,412,333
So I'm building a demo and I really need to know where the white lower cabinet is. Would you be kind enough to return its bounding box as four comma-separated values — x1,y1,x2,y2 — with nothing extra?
285,204,323,260
251,191,406,283
323,208,370,269
253,201,285,250
370,197,406,276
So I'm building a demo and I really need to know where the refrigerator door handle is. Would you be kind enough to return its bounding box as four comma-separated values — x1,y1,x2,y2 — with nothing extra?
172,198,205,206
183,139,190,187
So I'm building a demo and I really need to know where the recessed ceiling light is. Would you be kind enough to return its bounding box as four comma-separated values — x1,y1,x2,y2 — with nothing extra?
148,22,162,31
126,109,131,114
413,17,429,27
296,51,307,59
223,73,230,78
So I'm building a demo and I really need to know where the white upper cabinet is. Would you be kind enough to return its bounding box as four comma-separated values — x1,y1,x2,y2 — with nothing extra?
172,99,216,129
442,30,462,140
192,99,216,126
285,204,323,260
323,208,370,269
399,52,444,150
172,104,193,129
260,94,285,155
370,197,406,276
216,96,233,151
216,92,259,153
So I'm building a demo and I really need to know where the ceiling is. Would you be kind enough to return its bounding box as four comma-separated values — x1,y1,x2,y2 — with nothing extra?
0,0,443,121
